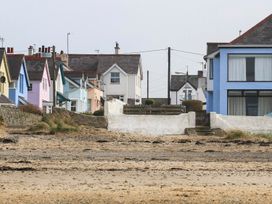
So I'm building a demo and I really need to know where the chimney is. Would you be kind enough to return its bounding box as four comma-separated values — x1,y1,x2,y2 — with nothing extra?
28,46,34,56
114,42,120,55
42,45,45,53
7,47,14,54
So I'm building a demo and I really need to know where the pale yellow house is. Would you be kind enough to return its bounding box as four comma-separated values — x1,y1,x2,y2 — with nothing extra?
0,48,11,97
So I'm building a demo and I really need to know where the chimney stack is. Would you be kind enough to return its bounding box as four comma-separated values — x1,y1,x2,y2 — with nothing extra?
28,46,34,55
7,47,14,54
114,42,120,55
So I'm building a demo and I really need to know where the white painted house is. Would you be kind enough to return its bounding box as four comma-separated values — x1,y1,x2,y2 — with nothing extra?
68,45,143,105
170,71,206,106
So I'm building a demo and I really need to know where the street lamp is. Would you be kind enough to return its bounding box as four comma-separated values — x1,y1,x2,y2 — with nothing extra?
67,32,71,54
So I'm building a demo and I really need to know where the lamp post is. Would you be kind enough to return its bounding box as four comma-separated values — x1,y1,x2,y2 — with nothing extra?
52,46,56,108
67,32,71,54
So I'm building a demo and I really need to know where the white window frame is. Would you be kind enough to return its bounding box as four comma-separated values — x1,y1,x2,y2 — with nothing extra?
110,72,120,84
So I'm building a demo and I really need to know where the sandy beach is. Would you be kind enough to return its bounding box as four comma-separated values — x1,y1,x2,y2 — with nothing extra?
0,128,272,203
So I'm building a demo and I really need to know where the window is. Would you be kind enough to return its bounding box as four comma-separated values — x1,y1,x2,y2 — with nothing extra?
209,59,214,79
228,55,272,81
228,90,272,116
107,95,124,102
110,72,120,84
188,90,192,100
19,74,24,93
28,83,33,91
71,100,77,112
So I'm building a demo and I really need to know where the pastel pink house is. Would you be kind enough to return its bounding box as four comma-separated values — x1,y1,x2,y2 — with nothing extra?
25,57,52,112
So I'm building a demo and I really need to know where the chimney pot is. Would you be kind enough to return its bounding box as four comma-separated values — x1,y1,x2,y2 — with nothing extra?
42,45,45,53
114,42,120,55
28,46,34,56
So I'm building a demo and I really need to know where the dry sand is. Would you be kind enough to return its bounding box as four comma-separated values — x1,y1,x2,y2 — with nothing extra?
0,128,272,203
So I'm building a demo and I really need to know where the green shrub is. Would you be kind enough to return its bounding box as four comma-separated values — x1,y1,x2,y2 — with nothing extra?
182,100,202,112
19,104,42,115
93,109,104,116
145,99,154,105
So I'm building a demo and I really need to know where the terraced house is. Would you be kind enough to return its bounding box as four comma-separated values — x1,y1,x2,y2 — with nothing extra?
7,54,30,106
206,14,272,116
0,48,12,104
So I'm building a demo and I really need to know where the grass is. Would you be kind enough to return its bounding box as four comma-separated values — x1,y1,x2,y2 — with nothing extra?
225,130,272,141
29,111,79,134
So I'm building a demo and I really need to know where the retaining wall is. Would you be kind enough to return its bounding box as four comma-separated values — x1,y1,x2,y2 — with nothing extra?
210,112,272,133
105,99,195,135
0,106,42,127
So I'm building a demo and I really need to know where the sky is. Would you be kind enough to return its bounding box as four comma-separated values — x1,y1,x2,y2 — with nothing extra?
1,0,272,97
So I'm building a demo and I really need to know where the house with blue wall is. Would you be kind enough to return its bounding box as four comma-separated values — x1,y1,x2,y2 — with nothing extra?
7,54,30,106
63,71,88,113
206,14,272,116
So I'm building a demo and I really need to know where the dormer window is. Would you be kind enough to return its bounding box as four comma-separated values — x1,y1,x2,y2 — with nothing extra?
110,72,120,84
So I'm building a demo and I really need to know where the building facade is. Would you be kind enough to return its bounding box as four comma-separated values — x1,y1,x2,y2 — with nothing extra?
206,14,272,116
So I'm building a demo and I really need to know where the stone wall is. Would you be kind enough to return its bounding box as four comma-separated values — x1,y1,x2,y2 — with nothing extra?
0,106,42,127
210,112,272,133
53,108,107,129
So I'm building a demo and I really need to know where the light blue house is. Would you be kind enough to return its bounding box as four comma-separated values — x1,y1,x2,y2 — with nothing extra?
63,72,88,113
7,54,30,106
206,14,272,116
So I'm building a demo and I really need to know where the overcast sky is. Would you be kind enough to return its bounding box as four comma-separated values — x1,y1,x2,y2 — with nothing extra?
1,0,272,97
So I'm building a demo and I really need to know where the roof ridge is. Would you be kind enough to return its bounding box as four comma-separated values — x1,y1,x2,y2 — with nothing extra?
231,14,272,44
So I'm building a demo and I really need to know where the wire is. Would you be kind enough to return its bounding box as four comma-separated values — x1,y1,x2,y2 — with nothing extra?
171,48,205,56
124,48,168,54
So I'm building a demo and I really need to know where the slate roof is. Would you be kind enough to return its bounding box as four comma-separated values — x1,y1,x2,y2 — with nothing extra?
0,95,13,104
206,14,272,57
47,58,66,80
68,54,141,78
171,74,198,91
25,57,47,81
206,42,228,56
231,14,272,44
7,54,24,80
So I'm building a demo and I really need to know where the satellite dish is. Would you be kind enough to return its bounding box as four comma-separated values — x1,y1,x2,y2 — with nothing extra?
0,76,6,83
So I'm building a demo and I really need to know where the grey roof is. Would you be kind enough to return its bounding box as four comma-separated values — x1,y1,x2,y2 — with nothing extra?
171,74,198,91
68,54,141,78
0,95,13,104
7,54,24,80
231,14,272,44
206,42,228,56
25,57,46,81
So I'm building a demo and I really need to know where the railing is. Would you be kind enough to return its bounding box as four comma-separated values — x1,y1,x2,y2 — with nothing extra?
123,105,186,115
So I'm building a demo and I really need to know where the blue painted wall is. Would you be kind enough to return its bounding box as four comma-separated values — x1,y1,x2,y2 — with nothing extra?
209,47,272,115
9,63,28,106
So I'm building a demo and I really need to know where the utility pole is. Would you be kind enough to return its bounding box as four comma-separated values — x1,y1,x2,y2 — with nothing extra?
168,47,171,105
147,70,149,99
52,46,56,108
